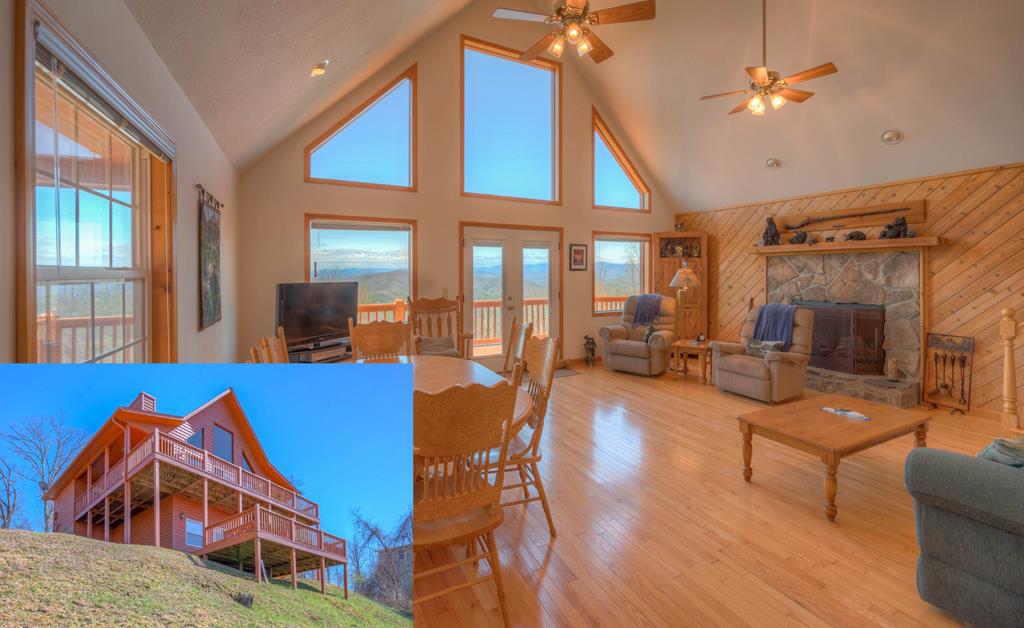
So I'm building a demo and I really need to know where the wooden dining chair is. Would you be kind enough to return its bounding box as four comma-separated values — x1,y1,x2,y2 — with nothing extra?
413,374,519,626
500,318,533,379
408,296,473,358
248,327,290,363
494,335,559,538
348,318,410,361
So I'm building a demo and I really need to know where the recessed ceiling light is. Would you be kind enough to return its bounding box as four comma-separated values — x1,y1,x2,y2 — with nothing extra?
766,158,781,169
310,60,329,78
881,129,904,145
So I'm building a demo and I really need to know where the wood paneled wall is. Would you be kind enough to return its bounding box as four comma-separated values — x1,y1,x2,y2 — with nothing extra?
676,162,1024,417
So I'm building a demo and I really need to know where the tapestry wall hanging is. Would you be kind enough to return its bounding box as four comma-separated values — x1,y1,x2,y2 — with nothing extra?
198,185,222,330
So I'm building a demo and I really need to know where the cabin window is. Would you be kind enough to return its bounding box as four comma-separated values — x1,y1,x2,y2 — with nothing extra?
462,37,560,203
593,109,650,211
33,66,150,363
305,66,416,190
213,425,233,463
184,518,203,548
593,233,650,315
240,453,254,474
186,429,203,449
306,216,416,321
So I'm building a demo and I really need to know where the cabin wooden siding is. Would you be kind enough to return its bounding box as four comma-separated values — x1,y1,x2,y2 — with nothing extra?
54,482,75,533
167,398,275,480
169,495,236,553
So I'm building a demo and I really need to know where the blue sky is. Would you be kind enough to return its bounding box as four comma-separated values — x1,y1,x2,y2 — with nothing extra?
0,364,411,543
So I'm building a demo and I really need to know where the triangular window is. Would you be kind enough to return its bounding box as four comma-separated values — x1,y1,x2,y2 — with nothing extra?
305,65,416,190
593,108,650,211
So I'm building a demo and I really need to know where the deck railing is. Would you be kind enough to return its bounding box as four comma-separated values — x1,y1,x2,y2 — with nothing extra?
114,430,318,520
206,505,346,560
36,313,134,364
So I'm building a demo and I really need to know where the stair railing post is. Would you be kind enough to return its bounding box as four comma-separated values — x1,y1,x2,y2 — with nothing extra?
1000,308,1019,434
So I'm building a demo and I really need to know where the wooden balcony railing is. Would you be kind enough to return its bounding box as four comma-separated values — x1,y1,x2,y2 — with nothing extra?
115,430,319,520
593,295,628,313
37,313,134,364
205,505,346,560
357,300,407,323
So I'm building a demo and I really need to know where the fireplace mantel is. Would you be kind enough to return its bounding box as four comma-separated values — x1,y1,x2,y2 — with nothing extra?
750,236,942,256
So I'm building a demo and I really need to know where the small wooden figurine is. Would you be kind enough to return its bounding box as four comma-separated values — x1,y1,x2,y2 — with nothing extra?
584,335,597,366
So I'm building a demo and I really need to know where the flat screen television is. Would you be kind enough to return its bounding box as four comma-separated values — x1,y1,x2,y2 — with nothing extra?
276,282,359,349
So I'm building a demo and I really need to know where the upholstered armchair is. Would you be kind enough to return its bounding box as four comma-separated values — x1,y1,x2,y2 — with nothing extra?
598,295,677,376
710,305,814,403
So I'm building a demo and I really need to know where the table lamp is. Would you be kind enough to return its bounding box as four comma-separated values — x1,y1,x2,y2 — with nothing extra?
669,261,702,337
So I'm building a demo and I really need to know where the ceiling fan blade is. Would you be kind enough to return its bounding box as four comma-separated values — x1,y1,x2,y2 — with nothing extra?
778,88,814,103
729,96,755,114
783,62,838,85
746,66,769,85
493,8,552,23
520,32,557,61
565,0,587,10
585,31,615,64
700,89,753,101
592,0,656,24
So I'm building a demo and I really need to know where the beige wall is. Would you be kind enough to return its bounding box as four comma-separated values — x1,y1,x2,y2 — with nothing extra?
0,0,239,362
238,0,679,360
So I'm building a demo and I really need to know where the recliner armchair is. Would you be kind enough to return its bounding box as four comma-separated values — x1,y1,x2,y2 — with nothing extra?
710,305,814,403
598,295,676,376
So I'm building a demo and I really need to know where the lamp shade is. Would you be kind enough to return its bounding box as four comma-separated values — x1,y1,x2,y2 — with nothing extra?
669,264,701,289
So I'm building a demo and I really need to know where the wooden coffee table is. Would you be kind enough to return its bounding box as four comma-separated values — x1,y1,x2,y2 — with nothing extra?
737,394,930,522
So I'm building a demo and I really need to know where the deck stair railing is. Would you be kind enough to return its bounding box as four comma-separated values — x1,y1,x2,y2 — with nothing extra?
76,431,319,520
205,505,346,559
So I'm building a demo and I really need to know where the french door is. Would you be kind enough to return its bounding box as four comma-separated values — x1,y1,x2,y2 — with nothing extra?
462,227,560,370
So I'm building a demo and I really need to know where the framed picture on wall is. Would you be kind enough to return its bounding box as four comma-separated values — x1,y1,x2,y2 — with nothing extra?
569,244,587,271
199,187,222,330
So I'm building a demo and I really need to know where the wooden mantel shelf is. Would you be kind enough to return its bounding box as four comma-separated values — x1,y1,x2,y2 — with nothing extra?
749,236,942,256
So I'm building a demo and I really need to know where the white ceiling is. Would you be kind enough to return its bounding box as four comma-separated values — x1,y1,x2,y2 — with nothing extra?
122,0,475,169
123,0,1024,211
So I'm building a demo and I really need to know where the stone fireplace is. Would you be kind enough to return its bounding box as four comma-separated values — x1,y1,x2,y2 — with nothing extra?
766,252,922,407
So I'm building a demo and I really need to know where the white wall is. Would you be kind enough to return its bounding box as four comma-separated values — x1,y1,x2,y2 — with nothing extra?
238,0,679,360
0,0,239,362
0,1,15,361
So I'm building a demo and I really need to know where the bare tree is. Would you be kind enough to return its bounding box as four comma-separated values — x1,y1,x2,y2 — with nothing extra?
624,243,641,293
350,508,412,613
4,414,86,532
0,456,19,529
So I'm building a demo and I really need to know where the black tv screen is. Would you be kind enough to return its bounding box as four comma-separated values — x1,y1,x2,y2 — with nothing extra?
276,282,358,348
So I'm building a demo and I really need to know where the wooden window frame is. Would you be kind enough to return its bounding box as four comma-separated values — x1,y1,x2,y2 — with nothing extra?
184,518,203,548
592,108,651,213
15,0,178,363
460,35,563,206
303,214,419,302
303,64,418,192
591,231,653,317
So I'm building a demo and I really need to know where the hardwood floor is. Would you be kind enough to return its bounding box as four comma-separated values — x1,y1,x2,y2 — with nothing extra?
414,367,999,627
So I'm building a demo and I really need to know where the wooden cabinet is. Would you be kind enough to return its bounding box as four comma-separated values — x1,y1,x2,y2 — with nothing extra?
653,231,708,339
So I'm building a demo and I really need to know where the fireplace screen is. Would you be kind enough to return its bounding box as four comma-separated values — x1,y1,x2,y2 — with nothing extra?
795,301,885,376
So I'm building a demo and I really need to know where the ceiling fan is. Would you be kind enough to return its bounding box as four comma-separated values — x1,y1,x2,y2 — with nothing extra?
700,0,837,115
492,1,656,64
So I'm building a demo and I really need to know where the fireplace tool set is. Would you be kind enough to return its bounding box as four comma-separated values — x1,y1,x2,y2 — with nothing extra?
924,333,975,414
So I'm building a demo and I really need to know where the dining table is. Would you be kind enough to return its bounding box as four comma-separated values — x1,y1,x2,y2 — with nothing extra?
359,355,533,433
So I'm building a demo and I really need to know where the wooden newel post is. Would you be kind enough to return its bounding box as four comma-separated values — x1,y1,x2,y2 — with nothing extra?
1000,308,1020,435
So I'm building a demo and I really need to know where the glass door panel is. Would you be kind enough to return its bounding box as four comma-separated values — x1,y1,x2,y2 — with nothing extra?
471,243,507,359
521,245,551,338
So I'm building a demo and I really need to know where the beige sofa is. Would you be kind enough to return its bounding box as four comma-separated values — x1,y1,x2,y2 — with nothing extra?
598,296,677,376
710,305,814,403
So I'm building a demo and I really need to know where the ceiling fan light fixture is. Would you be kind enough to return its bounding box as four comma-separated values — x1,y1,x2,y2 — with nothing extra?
565,20,583,45
769,93,787,110
548,35,566,57
747,94,765,113
577,35,594,56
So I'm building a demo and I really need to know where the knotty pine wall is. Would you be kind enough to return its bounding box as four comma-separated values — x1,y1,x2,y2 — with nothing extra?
676,162,1024,417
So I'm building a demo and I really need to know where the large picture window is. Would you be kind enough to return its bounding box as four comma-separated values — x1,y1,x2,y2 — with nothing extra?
593,233,650,314
34,66,148,364
306,215,417,323
593,108,650,211
462,37,560,204
213,425,233,463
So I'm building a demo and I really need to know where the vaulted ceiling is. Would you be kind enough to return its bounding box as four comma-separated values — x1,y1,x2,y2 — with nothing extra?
123,0,1024,211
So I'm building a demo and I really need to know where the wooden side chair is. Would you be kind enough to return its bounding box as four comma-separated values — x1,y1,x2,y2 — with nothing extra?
408,296,472,358
413,375,519,626
494,335,559,538
348,318,410,361
249,327,289,363
500,318,533,379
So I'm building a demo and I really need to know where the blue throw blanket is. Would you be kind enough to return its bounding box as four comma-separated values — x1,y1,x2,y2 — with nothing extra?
753,303,797,351
631,294,663,328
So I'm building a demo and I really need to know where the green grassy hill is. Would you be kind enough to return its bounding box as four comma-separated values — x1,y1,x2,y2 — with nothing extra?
0,530,411,627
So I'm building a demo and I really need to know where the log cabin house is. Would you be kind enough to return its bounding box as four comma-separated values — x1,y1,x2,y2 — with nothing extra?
43,389,347,595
